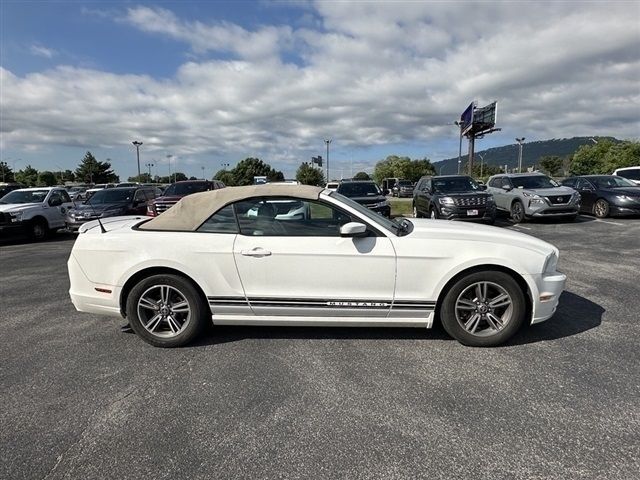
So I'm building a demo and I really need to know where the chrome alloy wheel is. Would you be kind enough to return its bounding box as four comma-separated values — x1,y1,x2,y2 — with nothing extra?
137,285,192,338
454,281,513,337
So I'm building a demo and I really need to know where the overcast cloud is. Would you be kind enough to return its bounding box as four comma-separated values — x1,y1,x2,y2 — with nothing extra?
1,1,639,174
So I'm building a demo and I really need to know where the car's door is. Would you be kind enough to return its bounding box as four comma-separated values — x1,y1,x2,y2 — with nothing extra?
415,179,431,214
576,178,596,212
232,196,396,317
494,177,513,210
45,190,73,228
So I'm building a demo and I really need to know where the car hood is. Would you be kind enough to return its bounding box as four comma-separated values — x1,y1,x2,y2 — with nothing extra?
73,203,128,214
408,218,556,256
347,195,387,204
153,195,183,202
516,186,575,196
0,203,42,213
434,191,490,197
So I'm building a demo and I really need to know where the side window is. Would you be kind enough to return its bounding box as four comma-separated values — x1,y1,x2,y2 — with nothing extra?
415,179,424,191
197,205,238,233
500,177,511,189
134,190,147,202
424,179,432,192
562,178,576,188
488,177,499,188
234,197,354,237
48,192,62,206
575,179,592,190
59,190,72,203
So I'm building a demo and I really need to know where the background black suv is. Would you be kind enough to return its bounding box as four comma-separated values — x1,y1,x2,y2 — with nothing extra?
413,175,496,224
336,180,391,217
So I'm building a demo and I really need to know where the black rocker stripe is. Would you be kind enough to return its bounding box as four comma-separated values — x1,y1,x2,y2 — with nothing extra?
208,296,435,310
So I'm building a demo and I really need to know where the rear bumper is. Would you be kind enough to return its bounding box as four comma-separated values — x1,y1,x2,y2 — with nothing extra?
68,253,123,318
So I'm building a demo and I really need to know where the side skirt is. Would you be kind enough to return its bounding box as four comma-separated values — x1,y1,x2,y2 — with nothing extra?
211,313,434,328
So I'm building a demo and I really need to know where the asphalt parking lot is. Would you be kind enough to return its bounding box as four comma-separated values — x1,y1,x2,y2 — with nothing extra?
1,216,639,480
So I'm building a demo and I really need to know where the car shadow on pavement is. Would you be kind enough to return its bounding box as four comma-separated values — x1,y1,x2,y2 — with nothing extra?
190,291,602,347
507,291,604,346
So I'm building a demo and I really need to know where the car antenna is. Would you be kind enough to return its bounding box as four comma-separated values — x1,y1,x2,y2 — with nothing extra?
84,192,107,233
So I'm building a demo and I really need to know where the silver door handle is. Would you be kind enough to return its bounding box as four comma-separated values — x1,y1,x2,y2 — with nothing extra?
241,248,272,257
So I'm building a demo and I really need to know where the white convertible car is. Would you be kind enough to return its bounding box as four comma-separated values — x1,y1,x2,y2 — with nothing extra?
68,185,566,348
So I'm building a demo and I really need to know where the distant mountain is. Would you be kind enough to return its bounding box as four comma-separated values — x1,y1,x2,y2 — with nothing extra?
434,136,620,175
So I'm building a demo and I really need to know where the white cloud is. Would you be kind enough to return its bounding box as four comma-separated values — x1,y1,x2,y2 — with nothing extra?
29,44,57,59
2,2,639,172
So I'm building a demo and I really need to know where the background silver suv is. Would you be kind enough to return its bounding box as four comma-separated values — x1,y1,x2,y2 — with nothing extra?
486,173,580,223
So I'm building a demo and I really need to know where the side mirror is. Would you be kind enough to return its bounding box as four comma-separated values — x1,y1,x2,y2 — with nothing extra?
501,185,512,192
340,222,367,237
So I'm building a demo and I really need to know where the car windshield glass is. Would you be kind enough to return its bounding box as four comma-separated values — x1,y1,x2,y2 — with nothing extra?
398,181,413,186
590,176,636,188
511,176,558,189
338,183,381,197
87,189,134,204
617,169,640,180
163,183,210,196
432,177,480,193
329,191,402,235
0,190,49,204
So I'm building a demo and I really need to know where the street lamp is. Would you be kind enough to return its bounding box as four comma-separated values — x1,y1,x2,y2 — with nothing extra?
146,162,154,179
132,141,143,179
515,138,526,173
324,139,332,181
166,154,173,183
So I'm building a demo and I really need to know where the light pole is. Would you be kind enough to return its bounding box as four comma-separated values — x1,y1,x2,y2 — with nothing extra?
166,154,173,183
146,162,154,180
454,121,463,174
515,137,525,173
476,153,485,178
324,139,332,181
132,141,143,179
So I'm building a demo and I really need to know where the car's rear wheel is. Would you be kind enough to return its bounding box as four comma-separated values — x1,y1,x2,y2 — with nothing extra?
126,274,208,347
510,200,525,223
440,271,526,347
30,218,49,241
413,204,422,218
429,207,439,219
593,199,610,218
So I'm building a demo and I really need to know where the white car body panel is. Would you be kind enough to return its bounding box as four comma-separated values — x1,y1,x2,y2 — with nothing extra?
68,190,566,331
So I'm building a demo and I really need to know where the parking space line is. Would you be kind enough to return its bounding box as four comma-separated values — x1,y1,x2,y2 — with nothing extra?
510,225,531,230
596,220,626,226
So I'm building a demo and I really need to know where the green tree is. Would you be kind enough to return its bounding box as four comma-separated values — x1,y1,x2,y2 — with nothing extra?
295,162,325,186
213,170,236,186
353,171,371,180
570,140,617,175
0,161,14,182
602,141,640,173
539,156,564,176
14,165,39,186
37,171,57,186
75,151,118,184
373,155,436,183
223,158,284,186
128,173,152,183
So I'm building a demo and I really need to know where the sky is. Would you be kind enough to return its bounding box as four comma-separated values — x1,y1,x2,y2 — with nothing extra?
1,0,639,181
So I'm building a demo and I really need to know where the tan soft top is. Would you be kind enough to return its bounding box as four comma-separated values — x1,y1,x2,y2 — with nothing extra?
140,184,324,231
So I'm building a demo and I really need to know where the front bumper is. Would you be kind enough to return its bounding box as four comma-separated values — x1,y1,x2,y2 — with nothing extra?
0,222,28,237
526,200,580,218
609,203,640,216
529,271,567,324
66,216,99,232
439,204,496,222
363,205,391,217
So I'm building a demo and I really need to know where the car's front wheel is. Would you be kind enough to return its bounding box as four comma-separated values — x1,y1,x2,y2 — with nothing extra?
30,218,49,241
440,271,526,347
593,199,610,218
510,200,526,223
126,274,208,347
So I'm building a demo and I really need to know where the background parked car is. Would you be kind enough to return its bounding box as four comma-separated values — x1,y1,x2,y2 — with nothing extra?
325,182,340,191
381,177,400,194
66,186,159,232
486,173,580,223
66,186,90,202
392,179,414,198
0,182,24,198
413,175,496,224
612,166,640,185
336,180,390,217
561,175,640,217
147,180,225,217
0,187,73,240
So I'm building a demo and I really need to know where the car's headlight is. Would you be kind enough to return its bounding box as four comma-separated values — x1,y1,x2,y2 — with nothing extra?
439,196,455,206
543,251,558,274
522,192,542,199
8,212,23,222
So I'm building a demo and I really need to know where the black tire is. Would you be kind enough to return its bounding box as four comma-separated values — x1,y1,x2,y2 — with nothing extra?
593,199,610,218
439,271,526,347
510,200,526,223
413,204,423,218
126,274,208,347
429,206,439,219
30,218,49,241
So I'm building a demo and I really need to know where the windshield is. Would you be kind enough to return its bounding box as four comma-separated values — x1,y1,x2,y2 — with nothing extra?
398,180,413,186
617,168,640,181
0,189,49,204
590,176,636,188
163,182,210,196
433,176,481,193
329,191,403,235
87,188,134,204
511,175,559,189
338,182,381,197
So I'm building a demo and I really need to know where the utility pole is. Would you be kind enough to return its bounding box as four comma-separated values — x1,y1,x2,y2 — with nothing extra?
166,154,173,182
324,139,332,181
515,137,526,173
132,141,143,179
477,153,485,178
